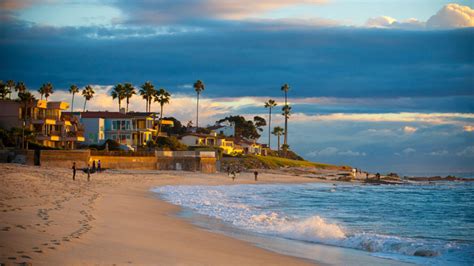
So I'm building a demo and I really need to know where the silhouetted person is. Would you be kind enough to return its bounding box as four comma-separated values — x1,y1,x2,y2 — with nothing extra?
87,164,91,182
366,172,369,181
376,173,381,181
92,160,96,173
254,171,258,181
226,166,231,176
72,162,76,181
231,171,236,181
98,160,102,173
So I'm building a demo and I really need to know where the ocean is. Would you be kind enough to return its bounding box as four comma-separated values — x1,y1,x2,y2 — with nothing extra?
153,182,474,265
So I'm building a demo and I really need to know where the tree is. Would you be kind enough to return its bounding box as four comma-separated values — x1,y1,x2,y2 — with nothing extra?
6,80,14,99
264,99,277,149
18,90,36,149
82,85,95,111
193,80,205,129
253,116,266,132
140,81,156,112
162,117,187,135
281,83,290,146
123,83,136,113
217,115,260,140
272,126,284,155
154,88,171,135
15,82,27,95
111,83,125,112
38,82,53,101
0,81,10,100
69,84,79,112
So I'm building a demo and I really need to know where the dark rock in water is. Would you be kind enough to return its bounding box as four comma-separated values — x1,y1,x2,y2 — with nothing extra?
414,249,439,257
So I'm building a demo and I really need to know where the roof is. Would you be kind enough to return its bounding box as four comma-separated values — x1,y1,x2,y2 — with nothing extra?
126,112,158,117
80,111,131,119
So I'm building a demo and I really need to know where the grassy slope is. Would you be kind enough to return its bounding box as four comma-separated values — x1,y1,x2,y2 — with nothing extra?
242,155,350,170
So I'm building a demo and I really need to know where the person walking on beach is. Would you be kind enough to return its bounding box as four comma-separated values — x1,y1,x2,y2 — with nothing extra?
226,166,231,177
231,170,236,181
254,171,259,181
366,172,369,181
92,160,96,173
72,162,76,181
97,160,102,173
87,163,91,182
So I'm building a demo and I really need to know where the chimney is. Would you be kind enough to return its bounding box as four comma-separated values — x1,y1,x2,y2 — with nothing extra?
120,107,126,114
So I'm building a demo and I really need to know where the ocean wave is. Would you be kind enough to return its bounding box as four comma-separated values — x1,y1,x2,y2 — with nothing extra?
153,184,471,263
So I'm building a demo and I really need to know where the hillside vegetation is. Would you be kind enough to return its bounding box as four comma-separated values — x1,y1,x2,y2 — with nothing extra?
222,155,350,171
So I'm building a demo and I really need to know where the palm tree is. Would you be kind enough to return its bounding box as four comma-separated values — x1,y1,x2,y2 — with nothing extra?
38,82,54,101
0,81,9,100
264,99,277,149
139,81,156,112
69,84,79,112
111,83,125,112
281,83,290,146
18,90,36,149
123,83,136,113
15,82,27,95
282,104,292,156
6,80,14,99
154,88,171,135
272,126,284,155
82,85,95,112
193,80,205,129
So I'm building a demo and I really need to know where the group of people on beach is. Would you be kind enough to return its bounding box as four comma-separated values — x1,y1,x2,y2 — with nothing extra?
72,160,102,181
226,166,259,181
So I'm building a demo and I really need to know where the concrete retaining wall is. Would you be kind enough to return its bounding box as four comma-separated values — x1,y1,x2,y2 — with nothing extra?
40,150,90,168
89,155,157,170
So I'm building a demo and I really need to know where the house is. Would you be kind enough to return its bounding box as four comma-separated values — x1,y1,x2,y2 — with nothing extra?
179,132,243,155
65,111,157,149
0,99,84,149
207,121,235,137
236,139,263,155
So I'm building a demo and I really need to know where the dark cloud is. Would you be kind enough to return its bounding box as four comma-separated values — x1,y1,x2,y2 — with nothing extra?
1,22,472,99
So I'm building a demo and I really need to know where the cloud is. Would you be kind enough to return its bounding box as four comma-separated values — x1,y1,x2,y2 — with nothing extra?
402,148,416,155
456,146,474,157
307,147,366,157
365,16,424,29
289,112,474,125
403,126,418,134
463,125,474,132
427,4,474,29
427,150,449,156
113,0,326,25
365,4,473,29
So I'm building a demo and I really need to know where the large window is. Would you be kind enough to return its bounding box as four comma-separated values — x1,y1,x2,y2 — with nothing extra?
112,120,131,130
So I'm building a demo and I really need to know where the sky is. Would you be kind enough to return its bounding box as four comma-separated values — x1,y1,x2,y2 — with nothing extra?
1,0,473,176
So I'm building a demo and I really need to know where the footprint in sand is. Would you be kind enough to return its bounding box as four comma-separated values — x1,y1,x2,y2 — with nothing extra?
1,226,10,231
8,256,16,260
20,255,31,259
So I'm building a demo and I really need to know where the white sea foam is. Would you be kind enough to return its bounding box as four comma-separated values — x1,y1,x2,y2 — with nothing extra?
153,184,472,264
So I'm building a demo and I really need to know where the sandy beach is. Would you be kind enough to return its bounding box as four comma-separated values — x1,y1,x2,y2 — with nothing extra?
0,164,323,265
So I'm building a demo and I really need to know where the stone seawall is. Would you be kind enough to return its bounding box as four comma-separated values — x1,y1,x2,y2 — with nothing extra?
40,150,90,168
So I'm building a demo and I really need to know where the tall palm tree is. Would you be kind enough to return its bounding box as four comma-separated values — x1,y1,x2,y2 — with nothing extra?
154,88,171,135
193,80,205,129
272,126,284,155
282,104,292,156
0,81,9,100
38,82,54,101
123,83,136,113
264,99,277,149
139,81,156,112
18,89,36,149
69,84,79,112
6,80,14,99
82,85,95,112
111,83,125,112
281,83,290,146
